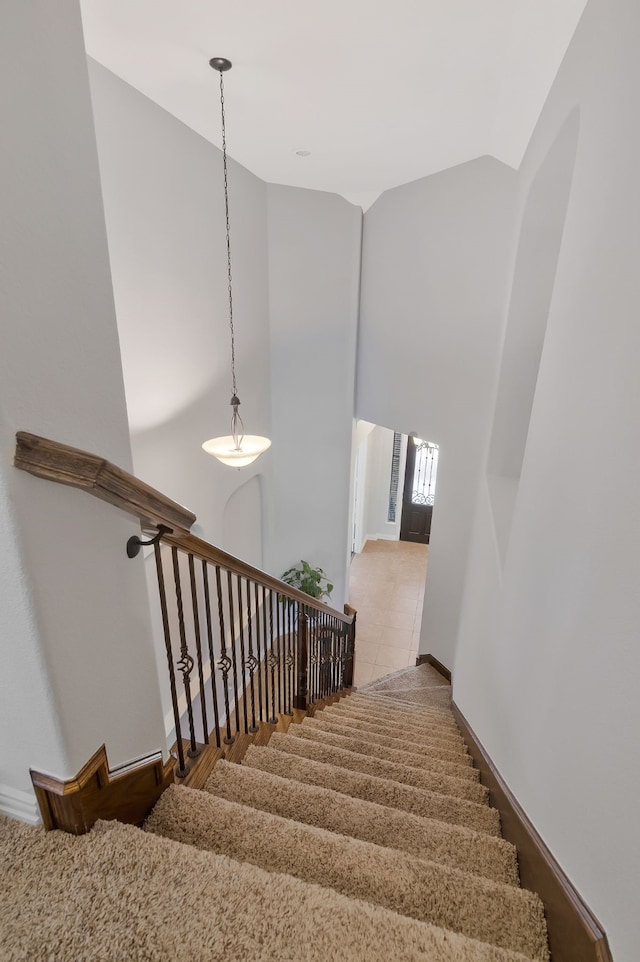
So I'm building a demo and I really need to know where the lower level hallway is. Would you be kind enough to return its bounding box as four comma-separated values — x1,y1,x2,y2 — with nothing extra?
348,538,428,686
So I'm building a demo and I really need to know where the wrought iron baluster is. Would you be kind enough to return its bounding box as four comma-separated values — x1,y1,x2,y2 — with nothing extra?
226,569,241,737
322,614,330,700
316,615,323,701
310,616,318,703
275,593,283,717
188,554,208,744
267,590,278,723
154,542,188,778
294,610,309,711
245,578,258,733
215,566,234,745
345,614,356,688
254,582,264,725
284,600,292,714
171,547,199,759
202,561,221,749
261,585,269,722
338,620,347,691
236,574,248,734
331,616,338,696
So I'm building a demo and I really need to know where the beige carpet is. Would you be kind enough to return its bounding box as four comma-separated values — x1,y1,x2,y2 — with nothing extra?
331,698,461,731
204,759,519,885
0,664,550,961
267,731,486,801
340,691,462,722
301,716,478,778
146,785,547,959
294,717,469,762
322,698,464,750
0,817,536,962
281,726,485,802
242,744,502,835
363,663,451,690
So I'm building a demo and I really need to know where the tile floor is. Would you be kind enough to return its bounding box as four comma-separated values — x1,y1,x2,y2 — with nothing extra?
348,539,428,687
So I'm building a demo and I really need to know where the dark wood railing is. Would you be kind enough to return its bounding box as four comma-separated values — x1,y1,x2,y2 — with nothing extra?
15,432,356,782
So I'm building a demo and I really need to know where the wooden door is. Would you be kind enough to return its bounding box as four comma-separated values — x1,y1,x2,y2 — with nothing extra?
400,438,438,544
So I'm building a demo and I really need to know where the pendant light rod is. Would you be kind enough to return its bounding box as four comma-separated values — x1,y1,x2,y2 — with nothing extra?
210,58,237,405
202,57,271,468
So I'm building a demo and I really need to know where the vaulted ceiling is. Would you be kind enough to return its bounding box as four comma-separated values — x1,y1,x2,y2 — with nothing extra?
80,0,588,209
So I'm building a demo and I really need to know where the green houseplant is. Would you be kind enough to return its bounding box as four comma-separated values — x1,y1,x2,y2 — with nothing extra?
280,560,333,604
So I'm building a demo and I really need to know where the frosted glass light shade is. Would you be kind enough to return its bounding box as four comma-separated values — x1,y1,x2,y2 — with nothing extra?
202,434,271,467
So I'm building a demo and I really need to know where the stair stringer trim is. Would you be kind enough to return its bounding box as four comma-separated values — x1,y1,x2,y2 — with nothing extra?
451,702,613,962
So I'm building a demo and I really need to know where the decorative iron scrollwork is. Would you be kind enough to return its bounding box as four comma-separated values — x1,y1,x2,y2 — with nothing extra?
267,650,279,671
217,652,232,677
177,651,194,676
285,650,295,669
245,652,259,673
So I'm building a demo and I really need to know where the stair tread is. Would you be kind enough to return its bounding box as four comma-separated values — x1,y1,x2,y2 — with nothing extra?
341,699,459,728
0,816,537,962
146,785,548,960
359,687,453,709
317,707,465,748
348,693,456,721
362,665,451,691
303,713,470,759
324,704,467,747
204,759,520,886
269,731,489,804
242,744,502,836
290,723,477,785
304,716,479,779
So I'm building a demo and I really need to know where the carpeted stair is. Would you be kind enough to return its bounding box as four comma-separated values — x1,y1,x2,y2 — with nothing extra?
0,663,550,961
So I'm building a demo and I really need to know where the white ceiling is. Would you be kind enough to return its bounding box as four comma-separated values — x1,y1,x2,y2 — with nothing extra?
79,0,588,209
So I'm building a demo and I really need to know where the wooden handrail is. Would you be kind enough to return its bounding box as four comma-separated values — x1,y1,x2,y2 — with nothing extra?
18,431,357,810
162,529,354,625
14,431,196,532
13,431,353,627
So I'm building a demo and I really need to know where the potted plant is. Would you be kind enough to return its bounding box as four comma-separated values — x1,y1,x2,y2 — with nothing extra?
280,560,334,606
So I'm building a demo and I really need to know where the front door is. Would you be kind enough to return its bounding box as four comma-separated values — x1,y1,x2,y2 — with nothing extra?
400,438,439,544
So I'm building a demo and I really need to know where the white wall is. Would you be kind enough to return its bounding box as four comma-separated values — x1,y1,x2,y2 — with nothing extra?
88,60,272,552
357,158,518,667
454,0,640,957
266,186,362,605
0,0,167,802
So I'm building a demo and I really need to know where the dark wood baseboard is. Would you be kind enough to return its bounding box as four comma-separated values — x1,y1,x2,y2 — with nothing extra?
416,652,452,683
451,703,612,962
31,745,174,835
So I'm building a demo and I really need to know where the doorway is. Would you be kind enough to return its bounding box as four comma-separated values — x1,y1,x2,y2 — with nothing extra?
400,438,439,544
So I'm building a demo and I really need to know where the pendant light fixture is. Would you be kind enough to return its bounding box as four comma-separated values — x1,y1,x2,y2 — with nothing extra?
202,57,271,468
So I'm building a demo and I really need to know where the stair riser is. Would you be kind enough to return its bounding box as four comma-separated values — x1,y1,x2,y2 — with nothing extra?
303,718,479,781
348,695,456,723
316,709,465,751
243,746,502,835
325,705,465,745
269,733,489,804
295,722,475,777
205,761,520,886
148,788,548,961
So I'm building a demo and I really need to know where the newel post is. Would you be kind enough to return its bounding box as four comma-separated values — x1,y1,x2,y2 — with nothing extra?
294,610,309,711
344,611,356,688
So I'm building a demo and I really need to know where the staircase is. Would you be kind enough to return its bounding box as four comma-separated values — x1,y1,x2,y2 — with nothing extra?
0,663,550,962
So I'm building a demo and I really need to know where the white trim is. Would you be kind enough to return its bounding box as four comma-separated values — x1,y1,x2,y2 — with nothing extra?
365,530,400,543
0,783,41,825
110,750,164,776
